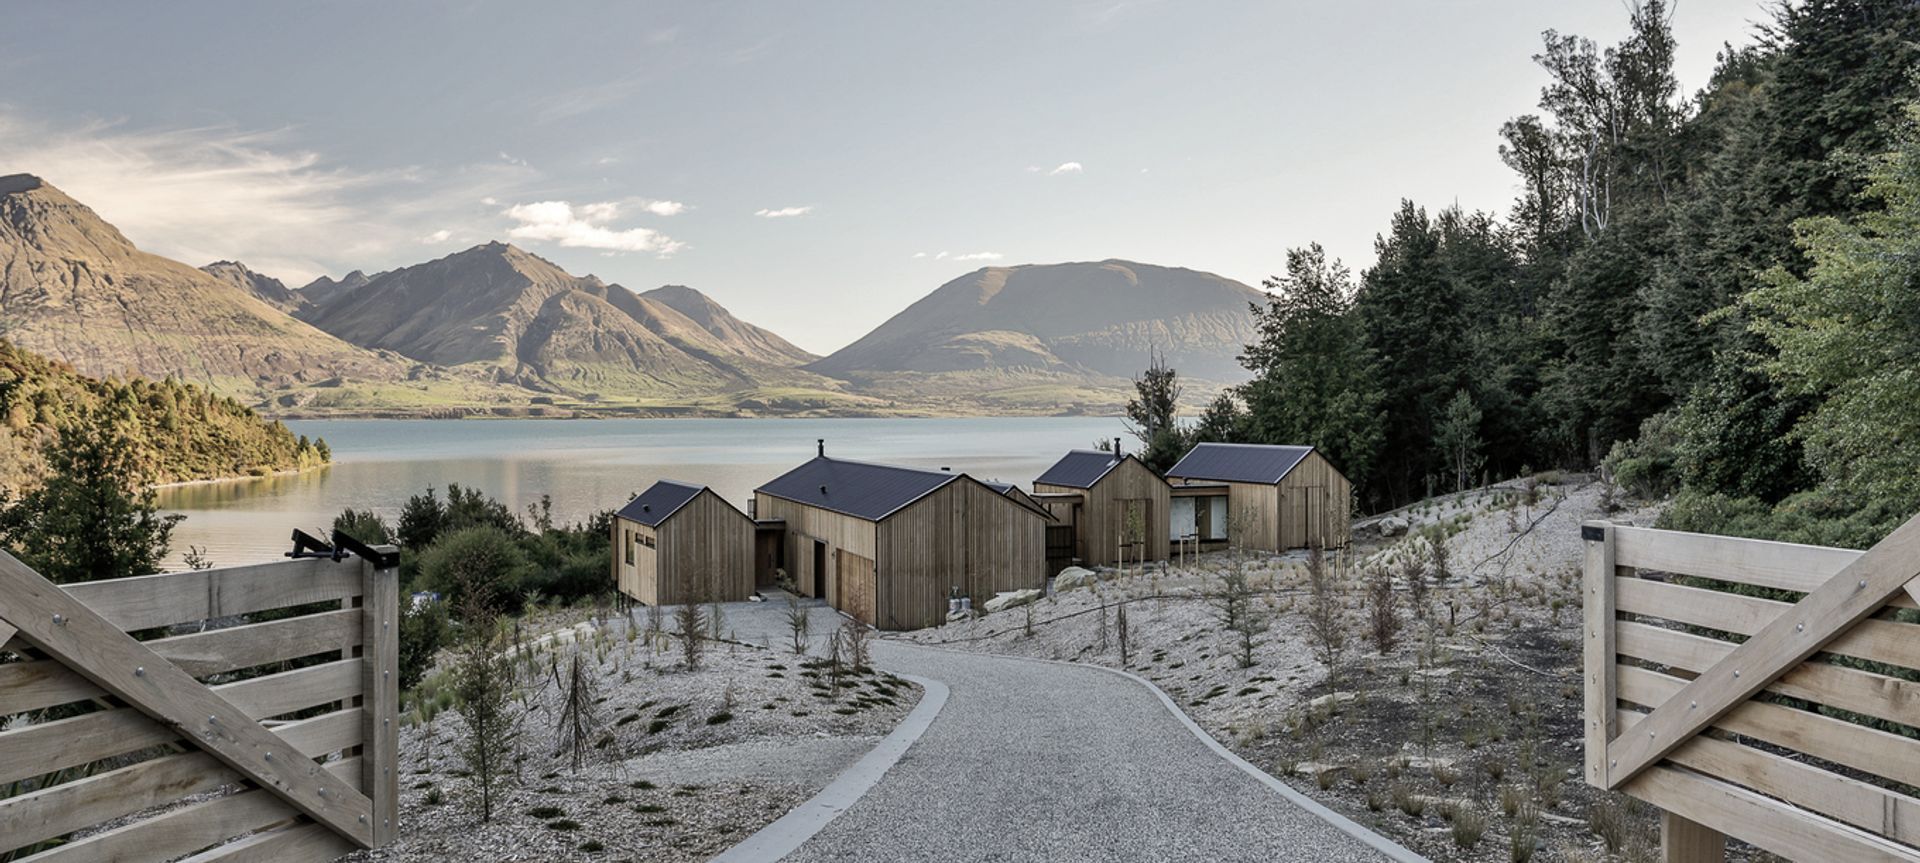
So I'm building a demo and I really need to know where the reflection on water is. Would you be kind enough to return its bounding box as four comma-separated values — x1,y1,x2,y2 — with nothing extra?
157,417,1127,569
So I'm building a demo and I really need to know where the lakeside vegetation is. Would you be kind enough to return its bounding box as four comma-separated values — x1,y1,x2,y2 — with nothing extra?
1130,0,1920,548
0,340,330,491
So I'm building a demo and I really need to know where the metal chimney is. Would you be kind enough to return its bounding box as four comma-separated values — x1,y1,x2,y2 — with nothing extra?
817,438,825,457
1114,437,1123,457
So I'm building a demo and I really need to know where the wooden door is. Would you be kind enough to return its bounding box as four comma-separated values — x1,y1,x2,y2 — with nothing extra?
1045,524,1076,575
837,549,877,625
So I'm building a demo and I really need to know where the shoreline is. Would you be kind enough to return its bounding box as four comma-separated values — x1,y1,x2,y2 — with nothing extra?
150,462,328,490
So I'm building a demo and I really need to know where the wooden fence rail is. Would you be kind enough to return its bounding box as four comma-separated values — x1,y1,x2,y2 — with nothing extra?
1583,519,1920,862
0,539,398,863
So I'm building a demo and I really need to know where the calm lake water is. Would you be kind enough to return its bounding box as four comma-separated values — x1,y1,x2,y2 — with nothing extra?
156,417,1128,569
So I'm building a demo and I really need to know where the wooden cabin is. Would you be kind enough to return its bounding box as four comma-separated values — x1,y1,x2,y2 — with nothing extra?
1165,443,1352,551
1031,449,1170,571
753,444,1048,630
612,480,755,606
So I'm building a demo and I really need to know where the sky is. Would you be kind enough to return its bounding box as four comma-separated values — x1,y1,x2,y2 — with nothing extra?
1,0,1770,355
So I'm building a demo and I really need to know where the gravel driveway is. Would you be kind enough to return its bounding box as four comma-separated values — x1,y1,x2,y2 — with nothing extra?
714,595,1417,862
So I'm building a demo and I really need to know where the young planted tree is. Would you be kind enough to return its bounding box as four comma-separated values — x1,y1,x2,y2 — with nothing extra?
1304,545,1348,676
1365,563,1400,653
1212,561,1267,669
785,592,812,655
840,618,871,672
553,648,601,773
452,603,519,822
675,597,706,669
1116,603,1132,665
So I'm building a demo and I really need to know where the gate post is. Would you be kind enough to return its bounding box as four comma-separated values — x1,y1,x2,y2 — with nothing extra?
1581,521,1618,789
1661,811,1726,863
360,547,401,845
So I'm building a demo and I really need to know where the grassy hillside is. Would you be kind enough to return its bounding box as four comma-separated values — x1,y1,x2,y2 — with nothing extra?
0,340,328,490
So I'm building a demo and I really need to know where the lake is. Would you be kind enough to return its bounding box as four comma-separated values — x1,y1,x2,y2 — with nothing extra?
156,417,1129,569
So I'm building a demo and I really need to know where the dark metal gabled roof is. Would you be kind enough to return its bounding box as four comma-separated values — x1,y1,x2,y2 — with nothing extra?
979,480,1056,521
1033,450,1126,489
616,479,708,527
755,456,960,521
1166,443,1315,485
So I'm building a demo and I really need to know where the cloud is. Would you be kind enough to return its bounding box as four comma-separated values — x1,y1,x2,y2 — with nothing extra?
639,199,686,216
1049,161,1084,175
911,251,927,258
951,251,1004,261
754,205,812,218
502,200,684,255
497,151,529,167
420,229,452,244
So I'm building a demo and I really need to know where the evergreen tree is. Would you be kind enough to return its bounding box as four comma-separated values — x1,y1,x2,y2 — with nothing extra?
1239,245,1385,503
1124,352,1190,472
0,408,181,582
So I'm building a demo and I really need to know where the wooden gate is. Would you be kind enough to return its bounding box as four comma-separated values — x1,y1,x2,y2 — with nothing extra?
836,550,877,626
0,535,400,862
1583,519,1920,861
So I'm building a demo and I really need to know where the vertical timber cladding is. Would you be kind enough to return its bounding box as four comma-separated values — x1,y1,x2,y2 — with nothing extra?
877,478,1048,630
612,486,756,606
652,490,755,604
751,492,879,603
837,549,878,625
1033,456,1171,567
1275,451,1352,548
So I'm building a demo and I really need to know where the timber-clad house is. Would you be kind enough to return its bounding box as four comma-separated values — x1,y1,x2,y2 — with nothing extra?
751,441,1049,630
1164,443,1352,551
611,480,755,606
1031,446,1171,572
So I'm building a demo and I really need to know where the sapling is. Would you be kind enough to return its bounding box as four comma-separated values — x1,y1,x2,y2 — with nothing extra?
785,593,811,655
554,648,601,773
675,599,706,669
451,598,518,822
1116,603,1131,664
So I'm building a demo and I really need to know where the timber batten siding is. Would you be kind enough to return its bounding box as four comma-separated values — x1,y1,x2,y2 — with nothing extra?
613,481,755,606
754,453,1048,630
1032,450,1170,568
1165,443,1353,551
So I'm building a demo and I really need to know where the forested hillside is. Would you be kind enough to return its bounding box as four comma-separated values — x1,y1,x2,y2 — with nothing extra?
0,340,329,490
1192,0,1920,547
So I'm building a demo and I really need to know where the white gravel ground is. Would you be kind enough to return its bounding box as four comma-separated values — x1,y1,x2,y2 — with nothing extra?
346,599,919,863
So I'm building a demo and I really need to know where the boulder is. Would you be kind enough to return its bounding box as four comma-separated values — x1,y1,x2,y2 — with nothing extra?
1378,516,1409,537
983,588,1043,614
1053,567,1098,591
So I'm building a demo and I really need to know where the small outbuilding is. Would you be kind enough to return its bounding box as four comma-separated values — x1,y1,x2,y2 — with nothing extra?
1165,443,1352,551
753,443,1048,630
1031,447,1170,571
612,480,755,606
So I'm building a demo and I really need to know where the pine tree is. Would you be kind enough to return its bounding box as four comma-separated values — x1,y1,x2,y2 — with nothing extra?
0,408,180,582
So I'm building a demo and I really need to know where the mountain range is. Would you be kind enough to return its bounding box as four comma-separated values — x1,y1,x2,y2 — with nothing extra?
0,174,1266,416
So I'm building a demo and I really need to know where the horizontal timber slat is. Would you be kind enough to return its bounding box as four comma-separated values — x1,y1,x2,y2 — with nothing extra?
59,558,358,633
1617,620,1920,731
1623,763,1920,863
176,822,358,863
13,789,298,863
0,659,363,783
1618,710,1920,849
1614,575,1920,670
0,609,362,716
1611,525,1916,608
1617,663,1920,790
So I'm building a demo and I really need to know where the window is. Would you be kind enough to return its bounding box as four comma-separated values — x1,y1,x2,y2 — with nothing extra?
624,528,634,565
